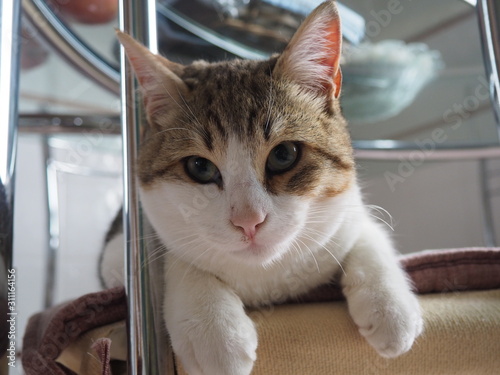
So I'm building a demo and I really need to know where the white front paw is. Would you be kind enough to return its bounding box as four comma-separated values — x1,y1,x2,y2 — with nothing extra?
170,309,257,375
346,285,423,358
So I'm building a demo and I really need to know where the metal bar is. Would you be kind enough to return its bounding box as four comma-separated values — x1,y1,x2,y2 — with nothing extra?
354,146,500,161
477,0,500,140
118,0,172,374
475,1,500,246
479,159,497,246
21,0,120,95
0,0,21,373
18,114,121,134
42,139,60,308
16,115,500,158
156,3,269,60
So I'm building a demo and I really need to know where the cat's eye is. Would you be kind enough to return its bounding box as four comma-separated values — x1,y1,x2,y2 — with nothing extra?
185,156,221,185
266,142,300,174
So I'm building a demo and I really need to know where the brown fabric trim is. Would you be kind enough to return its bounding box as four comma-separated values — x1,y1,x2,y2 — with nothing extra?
402,248,500,295
290,247,500,304
22,287,126,375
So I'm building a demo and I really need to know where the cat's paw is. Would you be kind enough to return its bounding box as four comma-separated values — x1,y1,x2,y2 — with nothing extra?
170,309,257,375
346,284,423,358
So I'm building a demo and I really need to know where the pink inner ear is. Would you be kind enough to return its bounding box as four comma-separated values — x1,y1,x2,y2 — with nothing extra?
333,67,342,98
126,62,160,113
318,22,342,97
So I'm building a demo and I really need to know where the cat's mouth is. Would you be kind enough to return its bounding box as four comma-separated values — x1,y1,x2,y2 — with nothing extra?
240,243,267,255
230,240,290,265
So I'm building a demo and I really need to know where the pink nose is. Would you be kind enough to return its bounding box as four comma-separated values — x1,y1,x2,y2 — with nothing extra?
231,212,267,239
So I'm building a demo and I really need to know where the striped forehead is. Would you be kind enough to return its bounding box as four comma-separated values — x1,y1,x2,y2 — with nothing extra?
181,58,278,147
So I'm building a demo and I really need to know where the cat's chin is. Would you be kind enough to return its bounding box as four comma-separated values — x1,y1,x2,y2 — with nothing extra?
230,242,288,266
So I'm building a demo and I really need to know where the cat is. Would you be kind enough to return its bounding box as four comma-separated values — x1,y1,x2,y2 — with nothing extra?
100,1,423,374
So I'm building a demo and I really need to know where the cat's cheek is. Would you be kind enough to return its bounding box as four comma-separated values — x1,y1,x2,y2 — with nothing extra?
139,182,221,234
267,196,309,229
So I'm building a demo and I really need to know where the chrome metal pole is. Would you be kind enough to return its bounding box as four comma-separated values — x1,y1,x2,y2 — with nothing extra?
0,0,21,373
476,0,500,246
42,139,60,308
118,0,172,374
479,159,497,247
477,0,500,140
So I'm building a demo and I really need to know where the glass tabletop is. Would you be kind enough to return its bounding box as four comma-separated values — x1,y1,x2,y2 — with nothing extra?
19,0,500,150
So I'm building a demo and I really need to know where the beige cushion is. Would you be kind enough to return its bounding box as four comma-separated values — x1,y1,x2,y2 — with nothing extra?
176,290,500,375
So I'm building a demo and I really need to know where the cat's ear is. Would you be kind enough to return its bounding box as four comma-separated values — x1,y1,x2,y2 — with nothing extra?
116,30,187,126
275,1,342,100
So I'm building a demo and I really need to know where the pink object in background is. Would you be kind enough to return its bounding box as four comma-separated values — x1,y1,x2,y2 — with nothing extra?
48,0,118,24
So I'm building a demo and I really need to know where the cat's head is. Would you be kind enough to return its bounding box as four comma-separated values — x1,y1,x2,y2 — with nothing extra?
118,1,356,268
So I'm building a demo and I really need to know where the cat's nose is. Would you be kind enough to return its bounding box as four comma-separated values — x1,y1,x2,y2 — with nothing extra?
231,212,267,239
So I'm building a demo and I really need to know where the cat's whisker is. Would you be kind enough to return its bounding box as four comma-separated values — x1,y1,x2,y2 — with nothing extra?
304,215,365,228
340,207,395,231
340,203,394,221
305,210,330,217
136,232,161,242
144,248,167,266
290,239,303,258
294,238,320,273
303,220,328,225
300,231,346,276
307,228,343,252
142,244,168,269
164,255,185,278
144,243,172,263
146,233,200,269
156,232,198,249
307,206,332,212
366,215,394,231
306,204,395,231
163,238,208,277
365,204,394,229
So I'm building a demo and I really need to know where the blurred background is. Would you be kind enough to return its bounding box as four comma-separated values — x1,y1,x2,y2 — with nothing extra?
11,0,500,361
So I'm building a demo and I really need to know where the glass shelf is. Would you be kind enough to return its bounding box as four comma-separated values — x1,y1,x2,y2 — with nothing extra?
19,0,500,151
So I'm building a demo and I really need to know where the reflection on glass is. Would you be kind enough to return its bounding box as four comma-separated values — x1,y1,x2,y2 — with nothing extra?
18,0,499,147
341,40,442,123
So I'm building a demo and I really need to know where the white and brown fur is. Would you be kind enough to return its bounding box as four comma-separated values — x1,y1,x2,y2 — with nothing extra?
100,2,423,374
